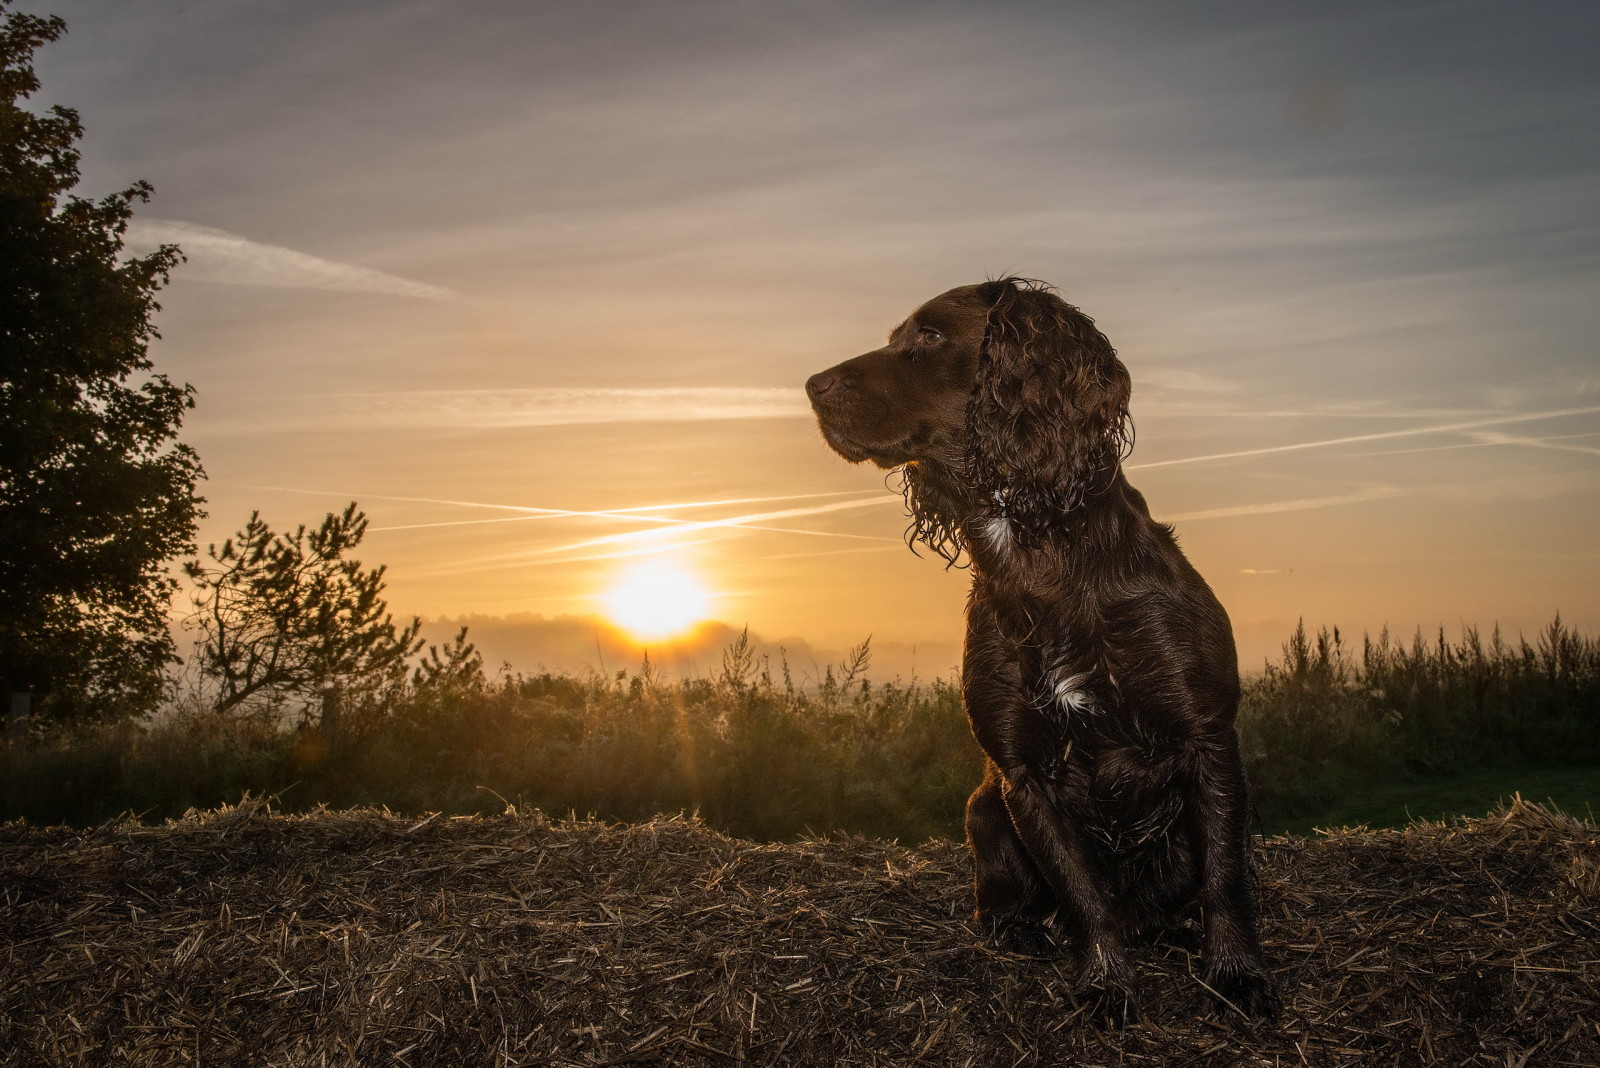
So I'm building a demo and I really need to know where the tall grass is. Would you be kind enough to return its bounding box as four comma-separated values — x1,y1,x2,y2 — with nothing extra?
1,634,982,840
1239,616,1600,821
3,619,1596,839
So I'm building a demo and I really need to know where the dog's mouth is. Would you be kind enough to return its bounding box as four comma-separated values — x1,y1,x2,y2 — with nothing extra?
817,420,923,469
817,422,880,464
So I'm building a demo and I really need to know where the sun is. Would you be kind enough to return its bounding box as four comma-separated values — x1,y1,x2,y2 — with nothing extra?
602,559,712,641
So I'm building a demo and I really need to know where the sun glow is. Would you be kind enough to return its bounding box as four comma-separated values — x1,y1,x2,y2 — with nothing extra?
601,559,712,641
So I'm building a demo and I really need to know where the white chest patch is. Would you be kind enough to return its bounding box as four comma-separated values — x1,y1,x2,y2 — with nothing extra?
982,515,1014,557
1052,671,1097,716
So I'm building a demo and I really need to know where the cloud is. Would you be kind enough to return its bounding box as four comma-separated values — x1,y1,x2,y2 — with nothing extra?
1140,368,1238,393
1469,432,1600,458
229,485,902,581
124,218,461,301
225,385,812,431
355,489,885,533
1164,486,1403,523
1130,406,1600,471
399,494,905,578
505,495,905,563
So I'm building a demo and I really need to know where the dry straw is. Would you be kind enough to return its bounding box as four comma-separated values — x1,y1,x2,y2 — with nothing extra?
2,797,1596,1066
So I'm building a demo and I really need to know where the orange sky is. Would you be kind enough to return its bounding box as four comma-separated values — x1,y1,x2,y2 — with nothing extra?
32,0,1600,677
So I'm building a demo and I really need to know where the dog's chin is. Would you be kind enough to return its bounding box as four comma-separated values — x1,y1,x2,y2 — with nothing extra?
818,423,916,468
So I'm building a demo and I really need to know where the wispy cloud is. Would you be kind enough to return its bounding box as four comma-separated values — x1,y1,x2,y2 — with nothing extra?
744,545,901,563
209,387,814,432
1329,431,1598,460
404,536,749,581
1164,486,1403,523
335,387,810,428
241,485,879,530
405,497,908,578
442,495,906,572
124,219,461,301
1140,368,1238,393
1469,432,1600,458
366,489,889,535
1131,407,1600,471
1208,406,1508,421
234,485,898,555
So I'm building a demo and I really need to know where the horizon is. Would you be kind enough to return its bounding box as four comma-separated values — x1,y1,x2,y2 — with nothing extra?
31,0,1600,671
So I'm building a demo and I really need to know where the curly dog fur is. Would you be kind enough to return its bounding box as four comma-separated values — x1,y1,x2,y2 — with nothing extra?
805,279,1277,1022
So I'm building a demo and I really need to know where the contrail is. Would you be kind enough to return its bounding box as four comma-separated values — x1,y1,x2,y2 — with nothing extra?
366,491,899,541
125,219,461,301
1291,430,1600,461
1205,406,1506,420
236,485,889,536
1338,441,1511,459
1128,406,1600,471
1164,486,1403,523
379,514,893,541
293,386,811,430
405,537,732,579
606,491,876,514
239,484,591,518
410,519,908,578
519,496,905,558
747,545,901,563
371,515,607,533
1470,431,1600,458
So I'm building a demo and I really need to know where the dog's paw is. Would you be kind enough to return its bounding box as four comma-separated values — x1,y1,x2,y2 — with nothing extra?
1142,922,1203,954
988,917,1056,958
1203,961,1280,1023
1073,949,1139,1027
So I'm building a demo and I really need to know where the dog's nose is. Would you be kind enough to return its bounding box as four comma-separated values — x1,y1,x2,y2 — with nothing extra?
806,371,839,400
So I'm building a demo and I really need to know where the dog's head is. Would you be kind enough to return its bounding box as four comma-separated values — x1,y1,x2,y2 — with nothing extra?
805,283,992,468
806,278,1131,551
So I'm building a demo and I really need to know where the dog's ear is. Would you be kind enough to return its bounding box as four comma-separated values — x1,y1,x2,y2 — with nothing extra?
966,280,1131,541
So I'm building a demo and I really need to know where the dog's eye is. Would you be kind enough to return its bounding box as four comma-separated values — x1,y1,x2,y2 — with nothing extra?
917,327,943,345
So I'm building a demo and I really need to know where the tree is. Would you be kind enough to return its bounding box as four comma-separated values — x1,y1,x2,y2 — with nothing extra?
184,504,424,730
0,4,203,724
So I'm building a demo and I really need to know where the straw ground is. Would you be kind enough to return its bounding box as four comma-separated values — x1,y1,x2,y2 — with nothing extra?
2,798,1596,1066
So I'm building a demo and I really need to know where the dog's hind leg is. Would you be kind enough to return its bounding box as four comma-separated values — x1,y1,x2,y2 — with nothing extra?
966,762,1056,956
1181,735,1280,1021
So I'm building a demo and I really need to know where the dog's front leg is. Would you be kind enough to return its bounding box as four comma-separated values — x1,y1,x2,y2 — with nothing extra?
1000,760,1137,1021
964,631,1135,1022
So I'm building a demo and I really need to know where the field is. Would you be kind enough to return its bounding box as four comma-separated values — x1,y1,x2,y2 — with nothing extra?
3,619,1598,843
1264,764,1599,838
3,619,1596,1062
2,798,1597,1066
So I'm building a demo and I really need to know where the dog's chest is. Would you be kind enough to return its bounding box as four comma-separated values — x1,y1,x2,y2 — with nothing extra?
1058,730,1188,855
1026,631,1113,725
977,514,1017,562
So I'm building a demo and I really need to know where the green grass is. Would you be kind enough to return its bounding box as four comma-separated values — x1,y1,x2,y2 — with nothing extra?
3,618,1597,842
1257,764,1600,837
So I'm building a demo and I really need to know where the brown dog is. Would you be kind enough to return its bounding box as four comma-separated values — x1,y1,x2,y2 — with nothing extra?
806,279,1277,1022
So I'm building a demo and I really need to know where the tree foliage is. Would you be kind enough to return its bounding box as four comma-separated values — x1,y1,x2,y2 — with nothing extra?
0,3,203,721
184,504,425,723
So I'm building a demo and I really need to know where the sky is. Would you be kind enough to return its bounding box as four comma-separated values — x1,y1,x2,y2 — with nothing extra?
25,0,1600,678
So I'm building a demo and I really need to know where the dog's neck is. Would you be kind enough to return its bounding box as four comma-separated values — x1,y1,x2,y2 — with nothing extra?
901,460,1141,568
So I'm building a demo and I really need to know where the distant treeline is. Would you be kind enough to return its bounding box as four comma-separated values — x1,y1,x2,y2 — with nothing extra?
3,619,1597,839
